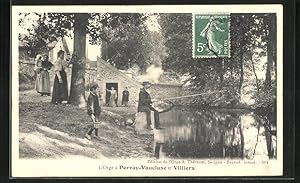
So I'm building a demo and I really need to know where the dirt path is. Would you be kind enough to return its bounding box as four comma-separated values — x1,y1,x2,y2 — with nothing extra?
19,90,153,159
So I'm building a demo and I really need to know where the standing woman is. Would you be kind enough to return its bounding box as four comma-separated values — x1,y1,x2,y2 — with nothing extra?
34,54,43,95
36,54,53,96
106,87,117,107
121,87,129,107
51,50,69,104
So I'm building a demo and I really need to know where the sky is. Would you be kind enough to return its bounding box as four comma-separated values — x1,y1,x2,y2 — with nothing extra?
145,14,161,32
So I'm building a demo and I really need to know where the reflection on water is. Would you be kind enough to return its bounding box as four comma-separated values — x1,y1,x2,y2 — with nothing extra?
153,107,277,159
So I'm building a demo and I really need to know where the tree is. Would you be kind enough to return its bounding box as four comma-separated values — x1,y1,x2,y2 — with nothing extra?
19,13,147,106
264,14,276,89
91,13,165,73
18,13,57,57
230,15,256,100
158,14,235,92
103,25,166,73
158,13,276,107
68,13,89,106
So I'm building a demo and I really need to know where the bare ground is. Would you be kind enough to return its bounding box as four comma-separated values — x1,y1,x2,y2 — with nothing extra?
19,90,154,159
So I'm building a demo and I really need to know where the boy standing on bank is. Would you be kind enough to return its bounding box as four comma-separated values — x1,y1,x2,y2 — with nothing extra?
86,82,101,140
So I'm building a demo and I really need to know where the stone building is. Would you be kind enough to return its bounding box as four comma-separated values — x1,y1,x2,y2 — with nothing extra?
96,57,142,106
96,56,183,106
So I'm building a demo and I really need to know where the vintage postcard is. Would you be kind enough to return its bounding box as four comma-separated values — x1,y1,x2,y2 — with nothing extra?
11,5,283,177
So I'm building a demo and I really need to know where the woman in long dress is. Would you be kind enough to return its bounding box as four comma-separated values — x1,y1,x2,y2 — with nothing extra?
200,16,225,55
35,54,53,96
107,87,117,107
34,54,43,95
51,50,69,104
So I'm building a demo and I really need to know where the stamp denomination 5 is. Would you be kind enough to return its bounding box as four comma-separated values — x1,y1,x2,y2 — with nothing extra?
193,13,230,58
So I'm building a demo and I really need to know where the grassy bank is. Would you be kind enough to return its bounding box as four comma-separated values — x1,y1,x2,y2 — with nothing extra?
19,90,153,159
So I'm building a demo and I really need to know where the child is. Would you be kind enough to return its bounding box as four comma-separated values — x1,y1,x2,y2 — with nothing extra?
85,82,101,140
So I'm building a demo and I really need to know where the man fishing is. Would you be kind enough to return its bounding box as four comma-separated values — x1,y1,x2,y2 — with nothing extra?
138,81,161,130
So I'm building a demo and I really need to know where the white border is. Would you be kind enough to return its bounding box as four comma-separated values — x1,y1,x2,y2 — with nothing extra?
12,4,283,177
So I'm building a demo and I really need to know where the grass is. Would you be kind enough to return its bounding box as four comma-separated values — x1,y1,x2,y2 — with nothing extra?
19,90,154,159
19,83,35,91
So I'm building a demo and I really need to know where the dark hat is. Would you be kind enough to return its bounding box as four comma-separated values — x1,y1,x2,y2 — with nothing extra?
89,82,99,90
57,50,65,57
142,81,151,86
43,54,49,60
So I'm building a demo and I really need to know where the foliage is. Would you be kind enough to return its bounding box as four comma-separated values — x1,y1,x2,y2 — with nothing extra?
18,13,156,69
88,13,148,44
18,12,277,109
18,12,149,105
104,27,167,72
158,13,277,108
19,13,55,57
18,13,145,53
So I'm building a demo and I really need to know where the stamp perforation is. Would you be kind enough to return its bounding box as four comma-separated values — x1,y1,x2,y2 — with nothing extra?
192,13,231,59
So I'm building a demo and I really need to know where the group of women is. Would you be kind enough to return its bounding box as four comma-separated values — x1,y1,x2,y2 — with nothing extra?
34,50,69,104
35,50,126,107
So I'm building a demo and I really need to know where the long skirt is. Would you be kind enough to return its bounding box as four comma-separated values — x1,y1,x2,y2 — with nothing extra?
51,69,68,104
207,30,223,54
35,70,51,95
109,94,116,107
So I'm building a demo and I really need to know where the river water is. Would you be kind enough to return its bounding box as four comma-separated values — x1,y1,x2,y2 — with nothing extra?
153,106,277,160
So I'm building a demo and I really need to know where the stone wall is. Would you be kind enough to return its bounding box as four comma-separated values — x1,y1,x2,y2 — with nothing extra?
20,55,184,108
97,58,142,106
96,57,184,107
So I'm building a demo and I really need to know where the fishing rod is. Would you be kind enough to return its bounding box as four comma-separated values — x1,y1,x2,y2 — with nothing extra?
156,90,227,101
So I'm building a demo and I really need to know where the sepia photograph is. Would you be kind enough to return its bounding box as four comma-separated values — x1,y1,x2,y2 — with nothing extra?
11,5,283,177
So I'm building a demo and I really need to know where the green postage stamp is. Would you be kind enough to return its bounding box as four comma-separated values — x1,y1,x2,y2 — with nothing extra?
193,14,230,58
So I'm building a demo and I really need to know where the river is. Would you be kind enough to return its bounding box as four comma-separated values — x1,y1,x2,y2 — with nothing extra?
153,106,277,160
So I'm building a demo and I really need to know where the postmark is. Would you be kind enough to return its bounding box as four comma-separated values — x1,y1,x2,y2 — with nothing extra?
193,13,230,58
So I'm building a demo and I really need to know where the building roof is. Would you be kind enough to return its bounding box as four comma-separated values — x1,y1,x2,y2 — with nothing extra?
19,33,29,47
19,33,58,49
86,58,97,68
97,56,142,87
96,58,183,88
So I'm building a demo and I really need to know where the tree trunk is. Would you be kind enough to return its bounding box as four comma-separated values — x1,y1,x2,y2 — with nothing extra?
265,14,276,89
101,41,108,61
238,49,244,101
69,13,89,107
218,59,224,87
251,58,260,94
264,121,274,158
265,44,272,88
238,118,245,158
272,14,277,80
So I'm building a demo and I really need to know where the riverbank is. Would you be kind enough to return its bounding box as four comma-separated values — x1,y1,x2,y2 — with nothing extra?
19,90,153,159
